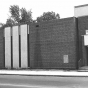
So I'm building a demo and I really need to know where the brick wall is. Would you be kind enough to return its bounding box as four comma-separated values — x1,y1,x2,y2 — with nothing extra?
29,17,78,69
0,27,4,68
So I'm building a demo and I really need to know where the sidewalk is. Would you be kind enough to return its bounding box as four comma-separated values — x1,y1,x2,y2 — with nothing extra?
0,69,88,77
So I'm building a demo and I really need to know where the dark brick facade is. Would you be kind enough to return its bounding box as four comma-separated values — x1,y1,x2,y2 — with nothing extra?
30,17,78,69
78,16,88,67
0,27,4,68
1,16,87,69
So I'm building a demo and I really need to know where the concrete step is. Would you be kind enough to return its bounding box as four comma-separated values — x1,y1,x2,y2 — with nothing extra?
79,66,88,70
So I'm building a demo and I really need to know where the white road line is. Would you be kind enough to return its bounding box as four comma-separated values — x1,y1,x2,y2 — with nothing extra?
0,83,58,88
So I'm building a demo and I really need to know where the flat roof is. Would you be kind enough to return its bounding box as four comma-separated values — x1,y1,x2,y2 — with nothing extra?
75,4,88,8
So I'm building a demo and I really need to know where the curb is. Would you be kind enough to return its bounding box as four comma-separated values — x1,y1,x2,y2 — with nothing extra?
0,70,88,77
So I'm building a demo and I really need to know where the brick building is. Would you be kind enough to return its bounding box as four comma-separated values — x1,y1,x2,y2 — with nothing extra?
0,4,88,70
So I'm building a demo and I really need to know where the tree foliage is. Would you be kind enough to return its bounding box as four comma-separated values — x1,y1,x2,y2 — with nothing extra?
20,8,32,23
6,18,15,26
5,5,60,26
36,11,60,22
6,5,33,26
10,5,20,23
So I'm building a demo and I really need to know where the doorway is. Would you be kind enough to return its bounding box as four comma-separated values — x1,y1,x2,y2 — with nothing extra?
86,46,88,65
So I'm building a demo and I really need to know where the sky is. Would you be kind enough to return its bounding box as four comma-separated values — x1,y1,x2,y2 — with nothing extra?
0,0,88,23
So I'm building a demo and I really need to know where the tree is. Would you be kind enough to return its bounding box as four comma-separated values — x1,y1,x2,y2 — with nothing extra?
20,8,32,23
6,5,33,26
9,5,20,23
6,18,15,26
36,11,60,22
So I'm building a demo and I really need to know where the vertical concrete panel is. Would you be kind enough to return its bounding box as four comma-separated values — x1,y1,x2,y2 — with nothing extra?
5,27,11,68
12,26,19,68
20,24,28,68
27,25,30,67
28,25,29,34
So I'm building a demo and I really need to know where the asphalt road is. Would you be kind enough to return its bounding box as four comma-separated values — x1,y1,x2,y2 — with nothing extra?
0,75,88,88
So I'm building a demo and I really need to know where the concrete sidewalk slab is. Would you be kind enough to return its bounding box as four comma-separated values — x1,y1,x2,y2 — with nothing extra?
0,70,88,77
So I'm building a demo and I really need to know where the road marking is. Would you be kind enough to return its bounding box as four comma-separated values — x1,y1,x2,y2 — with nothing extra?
0,83,58,88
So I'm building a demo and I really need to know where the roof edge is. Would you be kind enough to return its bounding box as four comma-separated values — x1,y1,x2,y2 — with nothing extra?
75,4,88,8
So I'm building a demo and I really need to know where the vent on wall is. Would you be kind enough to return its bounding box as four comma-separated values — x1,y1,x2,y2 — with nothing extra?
36,25,39,27
63,55,69,63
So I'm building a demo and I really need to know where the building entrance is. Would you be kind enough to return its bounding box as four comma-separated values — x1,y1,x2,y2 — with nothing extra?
82,35,88,66
86,46,88,65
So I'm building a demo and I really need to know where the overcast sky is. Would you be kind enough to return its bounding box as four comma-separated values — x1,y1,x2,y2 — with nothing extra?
0,0,88,23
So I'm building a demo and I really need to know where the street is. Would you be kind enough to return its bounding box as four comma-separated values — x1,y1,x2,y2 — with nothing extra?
0,75,88,88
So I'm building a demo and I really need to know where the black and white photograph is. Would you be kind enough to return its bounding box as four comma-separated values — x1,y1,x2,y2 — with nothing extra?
0,0,88,88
